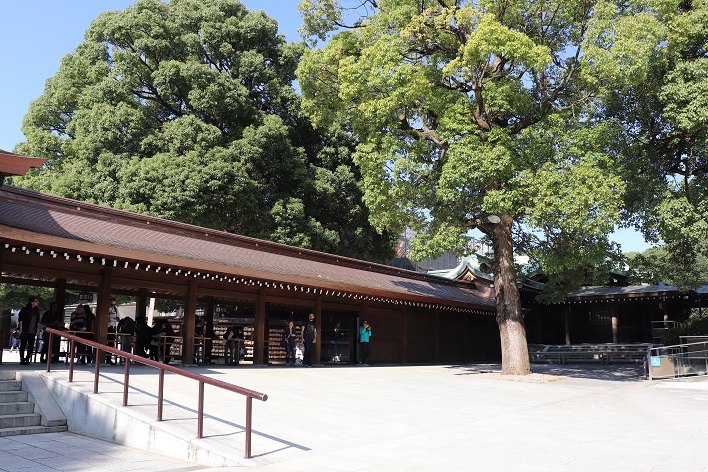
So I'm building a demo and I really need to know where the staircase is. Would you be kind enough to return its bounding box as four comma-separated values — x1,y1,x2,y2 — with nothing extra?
0,372,67,437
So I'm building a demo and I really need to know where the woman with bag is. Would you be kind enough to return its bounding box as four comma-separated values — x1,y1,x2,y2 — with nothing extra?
281,321,297,367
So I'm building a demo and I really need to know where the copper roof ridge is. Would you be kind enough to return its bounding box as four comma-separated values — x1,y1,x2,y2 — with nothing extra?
0,185,478,290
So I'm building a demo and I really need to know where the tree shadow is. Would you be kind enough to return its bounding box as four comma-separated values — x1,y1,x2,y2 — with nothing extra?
446,363,646,382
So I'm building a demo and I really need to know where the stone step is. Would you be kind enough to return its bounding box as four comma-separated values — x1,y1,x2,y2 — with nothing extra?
0,402,35,415
0,372,16,381
0,425,68,438
0,391,28,403
0,413,41,429
0,381,22,392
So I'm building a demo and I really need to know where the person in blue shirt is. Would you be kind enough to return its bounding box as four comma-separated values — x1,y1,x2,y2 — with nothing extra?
358,320,372,366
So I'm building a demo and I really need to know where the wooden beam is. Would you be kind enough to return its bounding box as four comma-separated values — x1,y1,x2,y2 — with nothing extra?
198,287,257,303
1,262,101,285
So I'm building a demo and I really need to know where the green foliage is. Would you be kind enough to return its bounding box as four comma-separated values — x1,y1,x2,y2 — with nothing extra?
15,0,395,264
296,0,649,299
627,243,708,290
0,284,54,313
600,0,708,287
660,310,708,345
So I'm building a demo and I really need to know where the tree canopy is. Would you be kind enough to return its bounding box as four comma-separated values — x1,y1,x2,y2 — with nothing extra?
13,0,395,263
296,0,684,373
605,0,708,286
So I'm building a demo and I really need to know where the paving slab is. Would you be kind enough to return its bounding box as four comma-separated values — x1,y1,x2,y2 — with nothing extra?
2,349,708,471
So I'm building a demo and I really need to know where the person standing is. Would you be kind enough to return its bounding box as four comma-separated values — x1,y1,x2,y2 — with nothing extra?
301,313,316,367
40,301,64,363
69,305,89,364
18,297,41,365
10,328,21,353
282,321,297,367
106,298,120,364
358,320,372,366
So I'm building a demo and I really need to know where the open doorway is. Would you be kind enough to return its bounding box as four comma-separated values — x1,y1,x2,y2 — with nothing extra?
320,311,357,364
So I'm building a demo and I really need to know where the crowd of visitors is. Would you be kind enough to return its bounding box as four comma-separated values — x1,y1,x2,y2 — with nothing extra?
8,301,374,367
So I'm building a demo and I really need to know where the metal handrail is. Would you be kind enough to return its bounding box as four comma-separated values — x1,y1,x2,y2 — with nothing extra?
649,340,708,380
44,327,268,458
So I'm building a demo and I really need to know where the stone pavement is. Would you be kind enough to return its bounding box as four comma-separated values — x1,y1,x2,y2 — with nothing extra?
2,348,708,471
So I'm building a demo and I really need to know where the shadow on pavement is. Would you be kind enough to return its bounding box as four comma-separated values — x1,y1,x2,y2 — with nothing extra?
445,363,646,382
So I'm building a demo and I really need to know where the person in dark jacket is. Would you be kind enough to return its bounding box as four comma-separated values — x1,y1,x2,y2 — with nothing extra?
300,313,316,367
134,320,156,359
153,319,176,364
282,321,297,367
222,325,243,365
69,305,91,364
18,297,41,365
40,301,64,363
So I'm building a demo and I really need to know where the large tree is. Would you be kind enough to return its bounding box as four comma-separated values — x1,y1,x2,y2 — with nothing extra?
14,0,395,263
606,0,708,286
296,0,675,374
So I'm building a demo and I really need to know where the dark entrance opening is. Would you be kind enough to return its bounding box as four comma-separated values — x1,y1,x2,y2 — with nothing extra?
320,311,357,364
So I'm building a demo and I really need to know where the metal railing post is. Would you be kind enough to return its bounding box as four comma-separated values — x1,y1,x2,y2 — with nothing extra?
46,333,53,372
157,369,164,421
69,340,75,382
123,358,130,406
198,381,204,438
94,348,101,394
245,396,253,459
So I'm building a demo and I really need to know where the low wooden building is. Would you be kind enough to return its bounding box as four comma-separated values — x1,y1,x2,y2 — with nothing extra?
435,254,703,346
0,181,500,365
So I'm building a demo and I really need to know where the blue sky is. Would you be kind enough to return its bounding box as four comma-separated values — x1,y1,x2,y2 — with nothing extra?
0,1,653,253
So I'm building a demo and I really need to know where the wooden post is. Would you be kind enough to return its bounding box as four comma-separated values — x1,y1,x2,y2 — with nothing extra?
182,279,197,364
401,304,407,364
434,309,440,364
136,288,148,325
254,288,266,365
95,267,113,345
205,296,214,364
611,305,619,344
564,306,571,345
314,296,322,364
54,278,67,316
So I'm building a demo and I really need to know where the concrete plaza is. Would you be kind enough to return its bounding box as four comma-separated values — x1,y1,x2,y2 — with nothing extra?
1,350,708,471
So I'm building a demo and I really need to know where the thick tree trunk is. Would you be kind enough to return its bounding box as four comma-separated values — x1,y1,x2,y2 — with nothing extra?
492,216,531,375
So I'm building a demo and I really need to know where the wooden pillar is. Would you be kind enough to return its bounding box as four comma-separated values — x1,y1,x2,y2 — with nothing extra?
205,297,214,363
54,278,67,315
254,288,267,365
136,288,148,325
95,267,113,345
611,305,619,344
434,309,440,364
0,250,7,350
401,304,407,364
181,279,197,364
564,306,571,345
314,296,322,364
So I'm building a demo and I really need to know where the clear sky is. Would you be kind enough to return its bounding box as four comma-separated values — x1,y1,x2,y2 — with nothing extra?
0,1,653,253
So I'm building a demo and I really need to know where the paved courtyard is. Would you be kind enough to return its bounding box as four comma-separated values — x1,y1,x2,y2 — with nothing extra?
2,349,708,471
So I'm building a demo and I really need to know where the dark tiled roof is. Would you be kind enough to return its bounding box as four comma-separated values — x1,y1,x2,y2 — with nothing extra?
569,284,679,298
0,186,495,309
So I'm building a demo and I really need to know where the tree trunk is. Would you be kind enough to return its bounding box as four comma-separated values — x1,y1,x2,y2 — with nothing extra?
492,215,531,375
